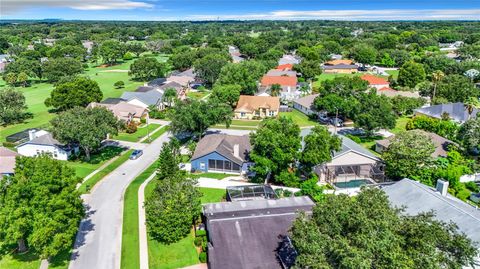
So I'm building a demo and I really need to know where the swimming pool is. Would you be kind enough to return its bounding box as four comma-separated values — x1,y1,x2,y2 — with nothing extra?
334,179,373,189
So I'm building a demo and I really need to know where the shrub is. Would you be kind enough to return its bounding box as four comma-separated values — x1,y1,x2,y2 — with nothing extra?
140,117,147,124
114,80,125,89
123,52,134,60
196,229,206,237
406,115,460,141
199,252,207,263
194,236,203,247
2,141,16,148
465,181,479,193
202,241,207,252
126,121,138,133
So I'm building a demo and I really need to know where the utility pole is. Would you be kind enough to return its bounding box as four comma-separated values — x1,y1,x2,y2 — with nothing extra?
334,107,339,134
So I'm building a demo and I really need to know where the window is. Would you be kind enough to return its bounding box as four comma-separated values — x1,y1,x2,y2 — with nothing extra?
200,162,206,169
208,159,215,169
269,111,275,116
240,112,246,117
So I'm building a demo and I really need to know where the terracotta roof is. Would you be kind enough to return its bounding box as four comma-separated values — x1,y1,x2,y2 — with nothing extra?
0,147,19,175
235,95,280,113
361,74,389,85
325,59,354,65
276,64,294,71
260,75,297,87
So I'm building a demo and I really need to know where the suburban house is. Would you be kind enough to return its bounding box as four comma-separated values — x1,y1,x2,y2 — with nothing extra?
146,77,167,88
375,131,456,158
276,63,294,71
228,45,245,63
278,54,301,65
266,69,297,77
377,87,421,98
16,130,79,161
121,90,164,110
203,190,314,269
383,178,480,263
293,94,319,116
414,102,478,123
314,135,385,188
0,147,19,177
322,59,358,74
88,101,149,124
234,95,280,120
259,75,299,100
361,74,390,90
190,134,252,175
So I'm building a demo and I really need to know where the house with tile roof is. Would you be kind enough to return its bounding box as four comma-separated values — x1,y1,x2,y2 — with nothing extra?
234,95,280,120
121,90,164,110
259,75,300,100
361,74,390,90
276,63,294,71
191,134,253,175
322,59,358,74
0,147,19,177
292,94,319,116
16,130,79,161
278,54,301,65
88,101,149,124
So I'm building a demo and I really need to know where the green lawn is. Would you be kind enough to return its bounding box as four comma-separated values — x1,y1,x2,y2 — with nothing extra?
279,110,319,127
142,126,170,144
345,134,382,156
65,146,125,178
186,91,210,100
113,123,161,142
121,161,158,269
391,116,411,134
199,187,226,204
314,73,358,88
385,70,399,80
195,172,232,180
0,248,70,269
78,149,134,194
0,55,170,143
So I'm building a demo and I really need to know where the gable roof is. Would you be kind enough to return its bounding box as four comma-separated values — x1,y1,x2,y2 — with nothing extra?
278,54,300,65
383,179,480,243
158,80,184,91
361,74,389,85
260,75,297,87
0,147,19,175
293,94,319,109
334,135,381,161
136,86,155,92
191,134,251,165
18,132,65,148
121,90,163,106
101,97,126,104
325,59,354,65
414,102,478,123
147,78,167,87
266,70,297,77
276,63,294,71
166,76,193,87
234,95,280,113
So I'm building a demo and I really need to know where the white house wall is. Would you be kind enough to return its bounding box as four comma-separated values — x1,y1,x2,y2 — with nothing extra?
328,151,378,167
127,99,149,108
17,144,69,161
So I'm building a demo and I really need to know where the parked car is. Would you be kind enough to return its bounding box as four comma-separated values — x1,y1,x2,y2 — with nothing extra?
318,114,330,123
129,149,143,160
330,117,344,127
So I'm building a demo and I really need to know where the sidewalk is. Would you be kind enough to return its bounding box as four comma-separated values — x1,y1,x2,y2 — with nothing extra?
138,172,156,269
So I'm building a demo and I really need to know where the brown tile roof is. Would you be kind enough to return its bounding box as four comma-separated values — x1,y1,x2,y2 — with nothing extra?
235,95,280,113
276,64,294,71
88,101,148,121
361,74,389,85
325,59,354,65
0,147,19,175
260,75,297,87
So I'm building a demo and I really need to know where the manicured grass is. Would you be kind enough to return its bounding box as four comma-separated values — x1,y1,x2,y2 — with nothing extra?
196,172,232,180
0,252,40,269
314,73,358,88
113,124,161,142
120,161,158,269
199,187,226,204
391,116,411,134
386,70,399,80
142,126,170,144
186,91,210,100
78,149,134,194
346,134,382,156
212,124,258,131
144,180,200,269
231,119,262,127
66,146,125,178
279,110,319,127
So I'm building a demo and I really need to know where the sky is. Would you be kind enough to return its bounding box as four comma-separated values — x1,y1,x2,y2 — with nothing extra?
1,0,480,21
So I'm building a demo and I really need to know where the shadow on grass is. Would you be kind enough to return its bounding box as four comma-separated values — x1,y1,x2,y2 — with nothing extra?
70,145,125,165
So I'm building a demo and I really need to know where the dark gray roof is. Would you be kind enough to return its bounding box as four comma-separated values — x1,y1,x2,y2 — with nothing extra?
293,94,319,109
101,98,126,104
147,78,167,87
204,196,314,269
171,68,196,78
383,179,480,243
335,135,380,161
121,90,163,106
322,64,358,70
191,134,251,165
20,133,65,148
136,86,155,92
414,102,478,123
158,81,183,91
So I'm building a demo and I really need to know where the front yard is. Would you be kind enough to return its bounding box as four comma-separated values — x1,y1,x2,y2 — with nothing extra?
113,123,162,142
279,109,319,127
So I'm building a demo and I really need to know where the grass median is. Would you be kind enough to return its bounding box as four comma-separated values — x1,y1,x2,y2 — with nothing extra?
120,161,158,269
78,149,134,194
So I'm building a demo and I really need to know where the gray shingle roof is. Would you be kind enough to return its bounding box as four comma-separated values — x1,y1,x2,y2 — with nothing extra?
23,133,65,147
101,98,126,104
293,94,319,109
121,90,163,106
335,135,380,160
322,64,359,70
204,196,314,269
383,179,480,243
414,102,478,123
147,78,167,87
135,86,155,92
191,134,251,165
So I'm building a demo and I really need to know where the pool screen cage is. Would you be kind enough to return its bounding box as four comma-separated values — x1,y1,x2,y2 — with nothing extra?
324,164,385,185
226,185,277,201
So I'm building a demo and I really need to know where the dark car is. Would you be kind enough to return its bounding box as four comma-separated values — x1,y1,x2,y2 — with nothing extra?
129,149,143,160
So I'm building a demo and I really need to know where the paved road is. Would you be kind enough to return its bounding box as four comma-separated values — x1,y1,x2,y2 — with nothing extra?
69,131,171,269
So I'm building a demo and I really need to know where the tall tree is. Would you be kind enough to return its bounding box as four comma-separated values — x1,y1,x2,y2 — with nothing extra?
50,106,121,160
0,156,84,258
458,117,480,153
129,57,167,81
45,77,103,111
0,87,31,126
194,52,231,86
351,43,377,65
249,117,302,183
98,40,124,64
431,70,445,101
126,43,146,57
216,60,267,95
293,60,322,80
354,93,397,135
270,83,282,97
464,97,480,120
436,74,478,103
300,126,341,172
210,84,241,107
42,57,83,82
290,188,478,269
163,88,177,107
397,61,426,88
157,139,182,181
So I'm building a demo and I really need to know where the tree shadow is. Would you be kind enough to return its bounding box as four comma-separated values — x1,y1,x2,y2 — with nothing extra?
69,205,96,261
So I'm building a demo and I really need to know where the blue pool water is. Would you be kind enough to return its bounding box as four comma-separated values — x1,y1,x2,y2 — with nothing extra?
334,179,372,189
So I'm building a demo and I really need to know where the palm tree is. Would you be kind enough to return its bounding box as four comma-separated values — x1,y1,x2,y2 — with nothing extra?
431,70,444,102
270,84,282,97
464,97,480,120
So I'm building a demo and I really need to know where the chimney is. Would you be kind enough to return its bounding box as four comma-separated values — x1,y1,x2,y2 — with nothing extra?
436,179,449,196
233,144,240,158
28,129,36,141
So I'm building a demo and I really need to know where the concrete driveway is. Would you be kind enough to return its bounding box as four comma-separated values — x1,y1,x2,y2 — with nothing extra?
68,131,171,269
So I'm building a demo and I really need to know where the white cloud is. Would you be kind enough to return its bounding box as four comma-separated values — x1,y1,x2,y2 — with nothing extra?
187,9,480,21
2,0,154,14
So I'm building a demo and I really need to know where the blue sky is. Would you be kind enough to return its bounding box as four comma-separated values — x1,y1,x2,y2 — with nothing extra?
2,0,480,21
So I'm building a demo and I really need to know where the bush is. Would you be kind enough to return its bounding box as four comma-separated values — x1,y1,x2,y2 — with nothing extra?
202,241,207,252
199,252,207,263
406,115,460,141
465,181,479,193
114,80,125,89
345,134,362,144
2,141,16,147
126,121,138,133
194,236,203,247
196,229,206,237
123,52,134,60
140,117,147,124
